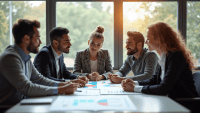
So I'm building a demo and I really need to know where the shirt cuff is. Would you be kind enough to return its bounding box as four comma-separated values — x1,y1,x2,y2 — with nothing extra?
115,72,123,77
134,81,139,85
53,83,59,95
134,86,143,93
102,75,107,80
54,82,59,87
65,79,71,82
53,88,58,95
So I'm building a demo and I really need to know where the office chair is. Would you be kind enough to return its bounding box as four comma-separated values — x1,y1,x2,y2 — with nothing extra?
175,72,200,113
0,105,14,113
0,75,13,112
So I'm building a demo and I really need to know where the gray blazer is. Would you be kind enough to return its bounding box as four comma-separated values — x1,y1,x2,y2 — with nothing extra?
0,45,59,105
73,48,113,79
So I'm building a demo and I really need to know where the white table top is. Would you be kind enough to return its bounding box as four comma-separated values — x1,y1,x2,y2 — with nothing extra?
6,93,190,113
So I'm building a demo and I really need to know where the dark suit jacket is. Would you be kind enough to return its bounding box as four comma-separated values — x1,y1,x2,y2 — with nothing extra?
138,51,198,99
33,45,78,82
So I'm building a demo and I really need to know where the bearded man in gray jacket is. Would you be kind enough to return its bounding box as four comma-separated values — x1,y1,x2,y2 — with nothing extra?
0,19,84,105
109,31,159,83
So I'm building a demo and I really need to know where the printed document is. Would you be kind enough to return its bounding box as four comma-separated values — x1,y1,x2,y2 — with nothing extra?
50,95,137,112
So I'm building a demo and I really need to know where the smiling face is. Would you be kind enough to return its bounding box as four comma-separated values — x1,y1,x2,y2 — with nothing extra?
27,26,41,53
125,36,138,55
57,34,71,54
146,30,159,51
88,36,103,53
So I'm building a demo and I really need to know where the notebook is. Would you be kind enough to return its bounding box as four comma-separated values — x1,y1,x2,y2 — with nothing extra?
20,98,52,105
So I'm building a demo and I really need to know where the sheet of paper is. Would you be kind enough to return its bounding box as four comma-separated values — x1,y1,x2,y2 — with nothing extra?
50,95,137,112
78,81,100,90
100,88,141,95
69,89,100,96
78,80,115,90
20,98,52,105
98,80,122,89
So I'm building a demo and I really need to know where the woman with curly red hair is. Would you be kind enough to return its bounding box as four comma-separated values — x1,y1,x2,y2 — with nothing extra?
122,22,198,99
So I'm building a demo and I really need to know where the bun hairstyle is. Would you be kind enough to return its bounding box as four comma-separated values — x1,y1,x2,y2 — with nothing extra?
95,26,104,33
89,25,105,42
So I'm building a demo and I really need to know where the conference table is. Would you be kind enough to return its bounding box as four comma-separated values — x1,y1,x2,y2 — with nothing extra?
6,80,190,113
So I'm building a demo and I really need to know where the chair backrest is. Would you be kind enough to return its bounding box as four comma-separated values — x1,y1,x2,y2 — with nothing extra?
193,72,200,97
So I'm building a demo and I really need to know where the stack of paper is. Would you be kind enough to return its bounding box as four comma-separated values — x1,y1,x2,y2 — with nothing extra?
50,95,137,112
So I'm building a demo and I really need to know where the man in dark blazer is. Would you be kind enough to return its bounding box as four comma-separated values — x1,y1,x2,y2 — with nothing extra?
34,27,88,86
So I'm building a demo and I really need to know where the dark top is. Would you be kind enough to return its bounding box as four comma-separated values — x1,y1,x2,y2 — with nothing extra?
138,51,198,99
33,45,78,82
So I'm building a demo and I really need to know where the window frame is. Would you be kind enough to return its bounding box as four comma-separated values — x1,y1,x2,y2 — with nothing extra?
49,0,182,70
4,0,200,70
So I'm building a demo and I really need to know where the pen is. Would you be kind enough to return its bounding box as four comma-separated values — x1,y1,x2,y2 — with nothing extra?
76,90,82,92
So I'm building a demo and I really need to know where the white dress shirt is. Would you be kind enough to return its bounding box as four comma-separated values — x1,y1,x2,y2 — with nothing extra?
51,46,62,79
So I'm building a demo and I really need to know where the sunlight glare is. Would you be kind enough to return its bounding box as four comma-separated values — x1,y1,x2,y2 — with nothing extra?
127,11,138,21
123,2,141,22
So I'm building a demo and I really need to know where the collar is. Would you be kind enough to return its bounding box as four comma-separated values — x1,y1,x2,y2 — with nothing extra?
51,45,61,60
14,44,31,63
132,48,147,61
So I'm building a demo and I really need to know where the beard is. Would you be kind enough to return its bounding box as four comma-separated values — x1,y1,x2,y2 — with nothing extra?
127,47,138,55
58,44,70,54
27,40,39,54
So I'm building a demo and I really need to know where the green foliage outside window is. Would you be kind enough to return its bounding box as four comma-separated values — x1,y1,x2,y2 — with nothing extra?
0,1,199,65
55,2,114,66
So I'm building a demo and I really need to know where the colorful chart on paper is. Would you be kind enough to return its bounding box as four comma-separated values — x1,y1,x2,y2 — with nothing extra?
72,98,122,107
72,99,95,106
100,88,141,95
50,96,137,111
84,82,97,88
101,82,122,88
97,98,122,107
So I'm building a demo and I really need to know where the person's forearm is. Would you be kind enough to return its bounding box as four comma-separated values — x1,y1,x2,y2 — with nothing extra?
100,75,105,80
86,74,91,79
74,72,90,77
58,87,64,94
120,77,125,82
59,81,71,86
127,73,153,81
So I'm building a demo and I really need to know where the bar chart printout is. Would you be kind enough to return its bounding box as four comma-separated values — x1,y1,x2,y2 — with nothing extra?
100,88,141,95
78,82,98,89
49,96,137,112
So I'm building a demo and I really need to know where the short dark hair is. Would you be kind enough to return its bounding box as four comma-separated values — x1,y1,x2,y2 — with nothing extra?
50,27,69,44
127,31,145,48
12,19,40,44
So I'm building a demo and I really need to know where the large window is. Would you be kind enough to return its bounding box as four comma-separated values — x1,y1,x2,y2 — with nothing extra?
0,0,199,70
123,2,178,61
0,1,46,62
187,1,200,66
56,2,114,67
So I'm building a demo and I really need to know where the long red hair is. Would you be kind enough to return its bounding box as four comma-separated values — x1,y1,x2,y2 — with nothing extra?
148,22,195,70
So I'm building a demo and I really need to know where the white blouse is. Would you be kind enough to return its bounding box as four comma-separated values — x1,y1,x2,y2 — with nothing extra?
158,53,166,81
90,60,98,72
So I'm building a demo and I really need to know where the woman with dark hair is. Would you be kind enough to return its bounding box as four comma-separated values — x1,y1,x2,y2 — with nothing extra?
122,22,198,99
73,26,113,81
